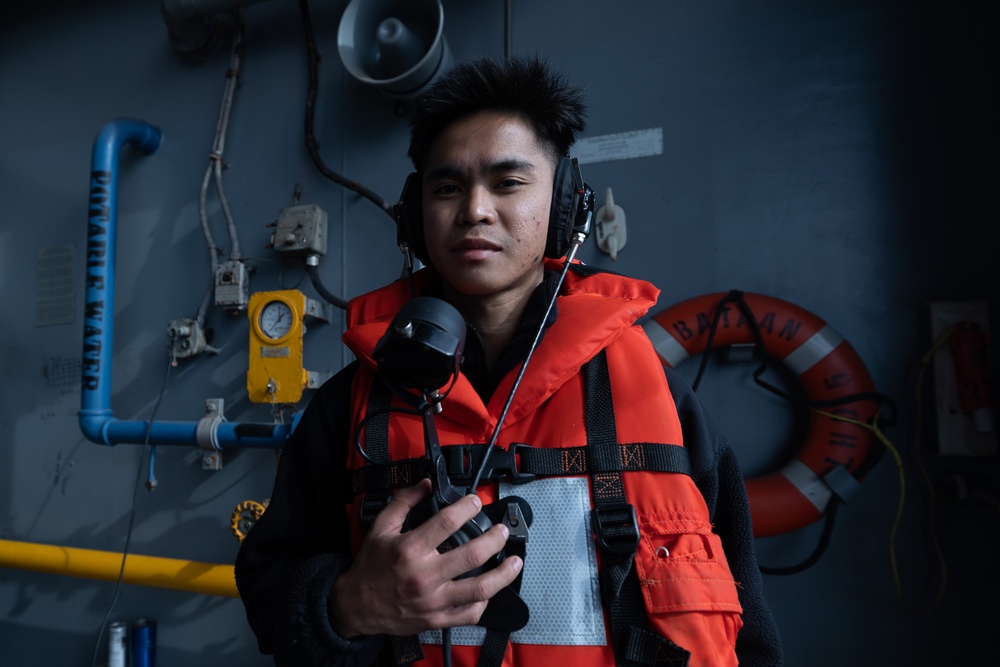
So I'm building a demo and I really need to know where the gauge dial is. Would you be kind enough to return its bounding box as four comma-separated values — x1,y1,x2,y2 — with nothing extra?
259,300,294,340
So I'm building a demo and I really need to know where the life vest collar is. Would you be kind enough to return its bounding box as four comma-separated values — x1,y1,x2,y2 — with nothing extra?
342,260,660,434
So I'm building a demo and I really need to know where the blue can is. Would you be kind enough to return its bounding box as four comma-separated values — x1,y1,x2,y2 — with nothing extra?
129,618,157,667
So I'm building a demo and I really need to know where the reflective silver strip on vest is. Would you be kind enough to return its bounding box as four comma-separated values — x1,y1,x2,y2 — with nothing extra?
782,324,842,376
421,477,606,647
642,319,690,367
779,459,832,513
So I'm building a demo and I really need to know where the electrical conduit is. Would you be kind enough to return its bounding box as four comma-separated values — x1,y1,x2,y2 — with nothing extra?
79,118,291,449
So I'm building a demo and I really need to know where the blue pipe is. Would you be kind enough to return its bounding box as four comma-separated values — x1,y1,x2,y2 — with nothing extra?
78,118,291,449
82,414,293,449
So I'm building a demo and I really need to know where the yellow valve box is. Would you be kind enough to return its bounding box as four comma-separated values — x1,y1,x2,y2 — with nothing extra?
247,289,331,404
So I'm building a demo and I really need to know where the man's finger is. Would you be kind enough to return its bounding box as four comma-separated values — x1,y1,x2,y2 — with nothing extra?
370,479,433,535
441,553,524,610
407,492,489,556
435,521,510,581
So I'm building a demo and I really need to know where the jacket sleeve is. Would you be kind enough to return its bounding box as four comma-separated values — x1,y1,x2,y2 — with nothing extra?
234,362,387,666
664,367,785,667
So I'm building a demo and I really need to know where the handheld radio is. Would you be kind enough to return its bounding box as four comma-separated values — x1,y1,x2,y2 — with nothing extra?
372,297,533,633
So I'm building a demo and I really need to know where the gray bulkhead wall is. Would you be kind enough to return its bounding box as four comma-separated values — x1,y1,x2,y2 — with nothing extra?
0,0,995,665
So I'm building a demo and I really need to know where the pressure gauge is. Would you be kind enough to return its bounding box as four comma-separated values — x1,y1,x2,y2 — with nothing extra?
247,290,333,404
259,300,294,340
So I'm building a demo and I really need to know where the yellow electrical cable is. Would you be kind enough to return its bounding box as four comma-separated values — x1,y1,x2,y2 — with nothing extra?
810,407,908,604
810,327,951,614
906,329,954,612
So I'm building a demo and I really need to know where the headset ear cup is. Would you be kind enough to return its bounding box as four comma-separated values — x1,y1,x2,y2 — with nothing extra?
395,173,428,264
547,156,581,258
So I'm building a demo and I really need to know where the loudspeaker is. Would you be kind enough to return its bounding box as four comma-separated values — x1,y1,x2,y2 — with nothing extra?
337,0,453,99
394,157,594,266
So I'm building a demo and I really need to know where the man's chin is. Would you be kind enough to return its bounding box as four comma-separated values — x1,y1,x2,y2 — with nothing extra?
440,269,544,303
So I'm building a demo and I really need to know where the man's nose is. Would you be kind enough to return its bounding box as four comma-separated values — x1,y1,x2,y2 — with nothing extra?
461,184,496,225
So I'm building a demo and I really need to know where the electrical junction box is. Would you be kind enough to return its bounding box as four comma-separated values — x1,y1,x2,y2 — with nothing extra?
167,317,209,360
928,300,996,456
215,259,250,311
270,204,327,256
247,289,332,404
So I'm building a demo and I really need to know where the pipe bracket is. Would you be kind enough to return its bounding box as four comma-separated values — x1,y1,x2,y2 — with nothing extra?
197,398,225,470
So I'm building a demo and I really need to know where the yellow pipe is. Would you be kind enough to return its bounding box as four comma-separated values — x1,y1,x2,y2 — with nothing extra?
0,539,238,598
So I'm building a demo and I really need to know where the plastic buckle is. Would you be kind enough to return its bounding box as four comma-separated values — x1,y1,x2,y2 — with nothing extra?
592,504,640,555
505,443,536,485
467,443,535,487
447,444,499,487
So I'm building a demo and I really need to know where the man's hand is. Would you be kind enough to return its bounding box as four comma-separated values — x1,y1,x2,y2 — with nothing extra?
329,479,523,638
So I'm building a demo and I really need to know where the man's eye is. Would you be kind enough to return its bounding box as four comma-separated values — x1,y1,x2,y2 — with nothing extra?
496,178,522,189
432,184,460,195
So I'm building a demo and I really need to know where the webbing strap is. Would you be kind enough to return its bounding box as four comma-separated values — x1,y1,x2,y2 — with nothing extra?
476,530,528,667
363,379,424,665
388,635,423,666
583,351,653,666
365,377,392,463
620,626,691,667
356,379,395,528
519,442,690,477
477,630,510,667
349,441,691,497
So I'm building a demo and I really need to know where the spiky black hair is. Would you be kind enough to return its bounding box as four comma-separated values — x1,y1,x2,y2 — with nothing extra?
407,55,587,172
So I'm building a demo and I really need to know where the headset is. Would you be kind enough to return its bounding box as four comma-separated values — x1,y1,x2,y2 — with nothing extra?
393,156,595,266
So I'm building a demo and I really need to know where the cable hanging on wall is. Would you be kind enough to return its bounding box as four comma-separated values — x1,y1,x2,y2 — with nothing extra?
504,0,513,59
891,329,952,614
90,355,173,667
199,7,250,318
296,0,395,219
166,8,250,365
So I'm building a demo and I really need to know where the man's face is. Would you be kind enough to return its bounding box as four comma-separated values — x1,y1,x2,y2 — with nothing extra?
421,110,555,301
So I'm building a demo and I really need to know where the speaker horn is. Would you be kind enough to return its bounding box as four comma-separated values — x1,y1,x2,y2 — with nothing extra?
337,0,453,99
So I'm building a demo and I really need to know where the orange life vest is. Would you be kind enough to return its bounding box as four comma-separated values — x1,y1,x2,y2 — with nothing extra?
340,260,743,667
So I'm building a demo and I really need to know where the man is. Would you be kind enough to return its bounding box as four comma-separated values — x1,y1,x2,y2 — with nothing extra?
236,55,783,667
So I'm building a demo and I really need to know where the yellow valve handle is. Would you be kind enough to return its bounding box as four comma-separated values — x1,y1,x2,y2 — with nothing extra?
230,499,268,542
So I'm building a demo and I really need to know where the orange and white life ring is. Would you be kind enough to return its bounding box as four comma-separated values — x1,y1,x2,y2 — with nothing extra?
643,291,879,537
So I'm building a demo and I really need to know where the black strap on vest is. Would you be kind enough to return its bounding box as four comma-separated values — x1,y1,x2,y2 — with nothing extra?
350,441,691,499
475,529,528,667
361,379,425,666
584,350,691,667
387,636,423,667
357,377,394,529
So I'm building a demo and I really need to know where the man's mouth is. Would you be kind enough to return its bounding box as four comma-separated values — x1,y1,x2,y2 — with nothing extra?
451,237,501,259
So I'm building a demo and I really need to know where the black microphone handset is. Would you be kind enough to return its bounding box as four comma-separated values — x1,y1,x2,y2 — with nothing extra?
372,297,533,633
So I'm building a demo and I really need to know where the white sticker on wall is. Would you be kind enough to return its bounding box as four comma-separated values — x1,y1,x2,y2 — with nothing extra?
573,127,663,165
